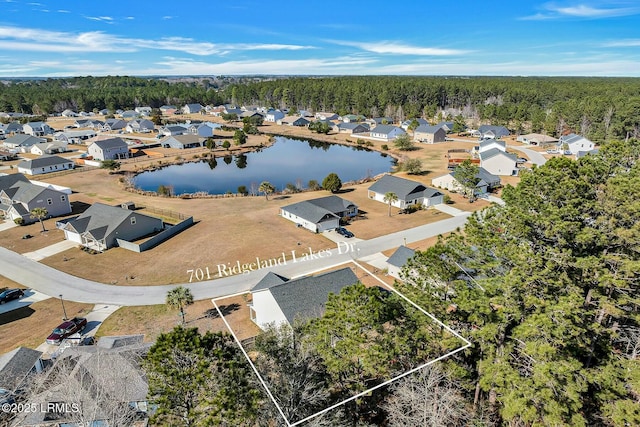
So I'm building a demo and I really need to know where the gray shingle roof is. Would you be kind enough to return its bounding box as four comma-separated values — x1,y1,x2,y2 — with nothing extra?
252,272,288,291
371,124,402,135
479,148,517,161
257,267,358,324
478,125,510,137
0,347,42,390
63,202,153,239
0,173,29,192
1,181,47,203
281,195,356,224
387,245,416,267
368,174,440,201
4,134,44,146
97,334,145,349
91,137,128,150
415,124,444,134
17,154,73,170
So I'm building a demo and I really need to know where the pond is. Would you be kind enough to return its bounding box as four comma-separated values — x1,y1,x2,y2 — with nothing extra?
132,137,395,195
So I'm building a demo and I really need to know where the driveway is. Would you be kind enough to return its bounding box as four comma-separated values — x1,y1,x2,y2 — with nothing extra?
0,220,18,232
0,213,471,306
22,240,78,261
433,204,468,216
0,288,51,315
509,145,547,166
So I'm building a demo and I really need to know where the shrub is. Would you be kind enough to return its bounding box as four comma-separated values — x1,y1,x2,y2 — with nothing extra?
381,144,389,150
14,217,23,225
443,194,453,204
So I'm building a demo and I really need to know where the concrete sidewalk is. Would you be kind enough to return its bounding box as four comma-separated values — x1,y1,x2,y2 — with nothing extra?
0,289,51,315
0,220,18,232
22,240,77,261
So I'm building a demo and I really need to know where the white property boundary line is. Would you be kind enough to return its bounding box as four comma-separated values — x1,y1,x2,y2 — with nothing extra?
212,260,472,427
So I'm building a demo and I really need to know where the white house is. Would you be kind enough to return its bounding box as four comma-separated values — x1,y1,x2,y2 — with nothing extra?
30,141,68,156
386,245,416,280
478,125,510,139
183,103,203,114
17,155,74,175
22,122,53,137
280,196,358,233
559,133,595,154
87,137,129,161
478,139,506,153
414,125,446,144
431,166,501,195
3,134,45,151
368,174,444,209
516,133,558,146
479,148,518,176
249,268,358,330
368,125,406,141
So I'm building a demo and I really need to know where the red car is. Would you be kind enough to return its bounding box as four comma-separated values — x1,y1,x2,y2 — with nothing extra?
46,317,87,345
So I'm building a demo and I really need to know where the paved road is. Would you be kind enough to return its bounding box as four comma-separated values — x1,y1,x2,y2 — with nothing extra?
0,213,470,306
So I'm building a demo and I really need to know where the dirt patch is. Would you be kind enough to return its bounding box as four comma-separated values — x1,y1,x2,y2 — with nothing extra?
0,298,93,354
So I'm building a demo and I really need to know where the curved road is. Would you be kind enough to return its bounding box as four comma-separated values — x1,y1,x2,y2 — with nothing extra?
508,145,547,166
0,214,470,306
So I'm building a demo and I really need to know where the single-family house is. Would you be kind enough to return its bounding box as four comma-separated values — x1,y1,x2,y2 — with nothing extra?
386,245,416,280
3,122,23,134
125,119,155,133
61,109,78,117
101,118,127,132
516,133,558,146
478,139,506,153
431,166,501,195
53,129,97,144
368,174,444,209
341,114,365,123
160,134,203,149
134,106,152,116
30,141,68,156
249,267,358,330
0,179,72,222
278,116,310,127
240,111,264,121
22,121,53,137
3,134,45,151
401,118,429,130
280,195,358,233
98,108,110,115
414,124,447,144
315,112,339,121
14,337,150,427
120,110,139,119
62,202,164,251
17,155,74,176
368,125,406,142
223,107,244,117
160,105,177,115
559,133,595,154
334,122,369,134
183,103,203,114
160,124,188,137
0,347,43,391
366,117,394,127
576,148,600,159
265,109,285,123
436,121,456,133
188,122,220,138
479,148,518,176
0,173,30,193
478,125,510,140
87,137,129,161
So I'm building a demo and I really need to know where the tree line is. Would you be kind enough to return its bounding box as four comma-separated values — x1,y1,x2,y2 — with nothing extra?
2,75,640,143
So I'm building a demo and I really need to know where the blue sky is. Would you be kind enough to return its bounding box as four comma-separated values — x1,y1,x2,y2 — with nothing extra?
1,0,640,77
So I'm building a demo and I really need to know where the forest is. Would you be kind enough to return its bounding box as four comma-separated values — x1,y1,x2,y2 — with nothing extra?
2,75,640,142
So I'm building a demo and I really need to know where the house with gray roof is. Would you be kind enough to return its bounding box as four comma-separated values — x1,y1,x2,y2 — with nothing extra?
414,124,446,144
120,110,139,119
22,121,53,137
386,245,416,280
14,339,150,427
3,122,23,134
558,133,595,154
280,195,358,232
249,267,358,330
401,118,429,130
516,133,558,146
436,121,456,133
278,116,310,127
478,139,506,153
100,118,127,132
160,134,203,149
0,347,43,391
366,117,394,126
87,137,129,161
17,155,74,175
160,105,178,115
53,129,97,144
368,174,444,209
30,141,68,156
478,125,510,139
334,122,369,134
0,179,71,223
0,173,30,192
125,118,155,133
183,103,204,114
62,202,164,251
369,125,406,141
431,166,501,195
3,134,45,151
265,109,285,123
188,122,220,138
479,148,518,176
160,124,188,137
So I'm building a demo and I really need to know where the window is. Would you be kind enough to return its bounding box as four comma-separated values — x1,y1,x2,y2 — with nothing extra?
61,195,66,202
47,198,52,205
130,217,136,225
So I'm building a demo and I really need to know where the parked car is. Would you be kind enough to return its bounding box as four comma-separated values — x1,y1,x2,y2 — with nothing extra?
46,317,87,345
516,157,528,164
0,288,24,304
335,227,354,238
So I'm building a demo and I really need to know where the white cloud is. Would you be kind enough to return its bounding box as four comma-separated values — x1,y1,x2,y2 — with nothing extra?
602,39,640,47
85,16,115,23
330,40,469,56
521,2,640,20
